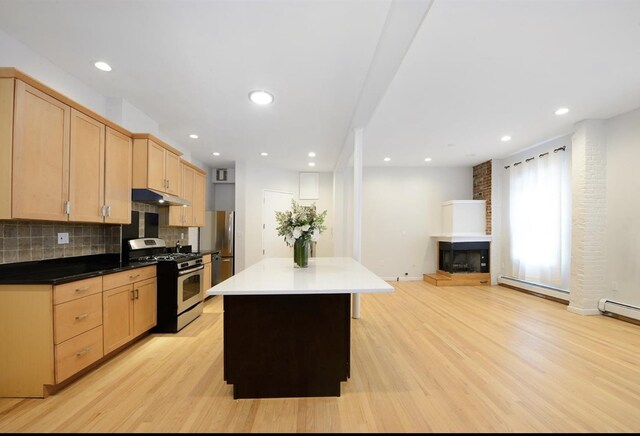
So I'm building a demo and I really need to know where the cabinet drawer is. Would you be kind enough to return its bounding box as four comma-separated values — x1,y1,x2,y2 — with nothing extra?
53,293,102,344
54,276,103,305
54,325,103,383
103,265,156,290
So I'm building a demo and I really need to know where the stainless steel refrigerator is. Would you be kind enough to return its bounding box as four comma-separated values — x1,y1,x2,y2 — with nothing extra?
213,210,234,282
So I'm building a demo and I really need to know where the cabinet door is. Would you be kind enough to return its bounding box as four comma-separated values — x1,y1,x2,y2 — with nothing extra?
12,81,70,221
192,171,206,227
104,127,132,224
147,140,166,192
133,278,157,337
168,163,194,226
102,284,134,354
203,262,211,291
68,109,105,223
182,164,195,225
164,151,181,196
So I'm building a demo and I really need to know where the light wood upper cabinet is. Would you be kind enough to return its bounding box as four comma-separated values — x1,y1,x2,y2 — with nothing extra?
147,140,166,192
12,80,71,221
1,74,133,224
132,134,183,196
104,127,132,224
167,160,206,227
168,162,194,226
193,171,206,227
165,150,181,196
69,109,105,223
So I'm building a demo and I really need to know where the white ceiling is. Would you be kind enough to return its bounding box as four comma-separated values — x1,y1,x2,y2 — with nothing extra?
1,0,639,171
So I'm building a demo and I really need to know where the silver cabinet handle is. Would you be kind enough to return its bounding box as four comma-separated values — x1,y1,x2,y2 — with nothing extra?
129,274,140,279
76,347,91,357
75,286,90,293
134,289,139,299
131,289,136,300
75,312,89,320
64,201,71,215
106,205,111,217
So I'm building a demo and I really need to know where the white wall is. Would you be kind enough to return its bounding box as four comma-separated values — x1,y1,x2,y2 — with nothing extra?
361,166,472,280
234,161,334,272
605,107,640,306
0,28,191,160
0,28,107,116
213,184,235,211
298,172,334,257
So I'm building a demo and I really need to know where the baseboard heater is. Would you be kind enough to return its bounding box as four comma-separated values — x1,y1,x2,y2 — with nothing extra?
498,276,569,302
598,298,640,322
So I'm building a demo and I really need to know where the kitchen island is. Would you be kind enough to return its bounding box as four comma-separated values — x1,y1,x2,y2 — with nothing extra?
206,257,393,399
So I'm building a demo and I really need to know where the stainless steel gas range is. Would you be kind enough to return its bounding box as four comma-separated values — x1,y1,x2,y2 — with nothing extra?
125,238,204,333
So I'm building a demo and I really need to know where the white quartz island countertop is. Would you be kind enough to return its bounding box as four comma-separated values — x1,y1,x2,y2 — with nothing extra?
206,257,394,296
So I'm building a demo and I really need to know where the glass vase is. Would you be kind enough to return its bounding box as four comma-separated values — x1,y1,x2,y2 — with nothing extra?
293,238,309,268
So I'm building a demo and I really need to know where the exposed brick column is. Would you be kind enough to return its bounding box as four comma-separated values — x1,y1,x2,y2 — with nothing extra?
473,160,492,234
568,120,607,315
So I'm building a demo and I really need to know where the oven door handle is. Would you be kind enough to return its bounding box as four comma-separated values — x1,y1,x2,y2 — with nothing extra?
178,265,204,276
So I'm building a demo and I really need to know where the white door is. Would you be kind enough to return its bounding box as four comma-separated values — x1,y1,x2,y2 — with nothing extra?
262,190,293,258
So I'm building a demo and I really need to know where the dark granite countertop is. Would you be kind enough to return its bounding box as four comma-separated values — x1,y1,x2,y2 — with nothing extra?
0,254,157,285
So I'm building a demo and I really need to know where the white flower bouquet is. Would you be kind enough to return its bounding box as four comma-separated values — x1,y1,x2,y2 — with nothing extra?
275,200,327,247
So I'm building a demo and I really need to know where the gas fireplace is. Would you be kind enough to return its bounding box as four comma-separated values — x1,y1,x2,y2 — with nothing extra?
438,241,490,274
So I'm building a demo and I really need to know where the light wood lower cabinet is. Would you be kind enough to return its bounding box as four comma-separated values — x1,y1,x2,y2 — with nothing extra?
203,254,212,291
103,275,157,355
0,265,157,398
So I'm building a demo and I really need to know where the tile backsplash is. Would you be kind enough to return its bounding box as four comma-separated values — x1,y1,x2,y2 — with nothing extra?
131,202,188,248
0,203,190,265
0,221,121,265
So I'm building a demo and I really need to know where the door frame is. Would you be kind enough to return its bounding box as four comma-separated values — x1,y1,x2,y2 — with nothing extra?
262,189,294,258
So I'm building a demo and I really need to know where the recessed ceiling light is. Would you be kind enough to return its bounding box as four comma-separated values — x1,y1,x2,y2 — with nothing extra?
555,107,570,115
212,152,220,156
94,61,112,72
501,135,512,142
249,90,274,105
424,157,432,162
384,157,391,162
308,162,316,167
189,134,198,139
260,152,269,156
308,152,316,157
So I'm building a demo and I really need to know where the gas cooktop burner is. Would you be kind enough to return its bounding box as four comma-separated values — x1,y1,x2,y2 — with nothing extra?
136,252,201,262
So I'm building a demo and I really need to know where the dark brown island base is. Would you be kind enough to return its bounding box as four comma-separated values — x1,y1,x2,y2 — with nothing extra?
207,257,393,399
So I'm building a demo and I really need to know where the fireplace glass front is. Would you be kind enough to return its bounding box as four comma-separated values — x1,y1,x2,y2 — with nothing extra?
438,241,490,274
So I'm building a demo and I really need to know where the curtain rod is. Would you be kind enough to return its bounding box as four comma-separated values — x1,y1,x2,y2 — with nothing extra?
504,145,566,169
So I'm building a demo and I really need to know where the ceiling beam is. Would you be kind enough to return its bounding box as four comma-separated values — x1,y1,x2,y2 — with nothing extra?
334,0,434,172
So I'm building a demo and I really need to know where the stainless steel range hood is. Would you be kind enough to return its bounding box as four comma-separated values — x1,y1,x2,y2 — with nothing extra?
132,189,191,207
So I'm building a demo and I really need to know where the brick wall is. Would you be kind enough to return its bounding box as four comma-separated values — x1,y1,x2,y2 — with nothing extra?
473,160,492,234
569,120,607,314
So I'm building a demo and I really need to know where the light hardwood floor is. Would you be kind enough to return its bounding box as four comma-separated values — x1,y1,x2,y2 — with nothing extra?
1,281,640,433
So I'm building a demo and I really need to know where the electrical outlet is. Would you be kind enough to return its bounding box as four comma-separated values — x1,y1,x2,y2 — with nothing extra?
180,232,184,240
57,232,69,244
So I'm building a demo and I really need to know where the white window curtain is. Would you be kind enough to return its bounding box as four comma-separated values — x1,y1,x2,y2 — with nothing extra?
505,150,571,289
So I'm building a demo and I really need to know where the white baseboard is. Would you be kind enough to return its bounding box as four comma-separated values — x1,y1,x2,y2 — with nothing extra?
498,276,569,302
567,305,601,316
382,276,422,282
